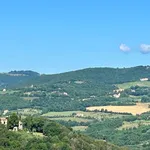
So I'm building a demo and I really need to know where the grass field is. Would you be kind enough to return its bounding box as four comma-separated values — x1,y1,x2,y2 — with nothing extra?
17,131,44,139
72,126,88,131
117,120,150,130
32,132,44,137
117,81,150,89
86,103,150,115
42,111,125,119
42,111,80,117
12,108,42,116
22,97,39,101
128,95,142,100
50,117,92,122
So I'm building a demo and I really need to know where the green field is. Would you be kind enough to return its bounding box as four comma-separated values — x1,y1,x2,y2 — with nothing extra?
22,97,39,101
17,130,44,140
42,111,80,117
42,111,126,122
117,81,150,89
50,117,92,122
117,120,150,130
72,126,88,131
81,111,127,119
42,111,126,119
11,108,42,116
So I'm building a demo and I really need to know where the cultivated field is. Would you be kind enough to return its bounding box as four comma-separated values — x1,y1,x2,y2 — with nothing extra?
72,126,88,131
42,111,125,120
12,108,42,116
42,111,80,117
50,117,92,123
22,97,39,101
86,103,150,115
117,120,150,130
117,81,150,89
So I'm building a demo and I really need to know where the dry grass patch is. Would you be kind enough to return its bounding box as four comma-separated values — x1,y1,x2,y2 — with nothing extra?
86,103,150,115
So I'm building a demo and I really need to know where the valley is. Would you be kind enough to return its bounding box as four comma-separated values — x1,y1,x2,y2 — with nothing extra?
1,66,150,149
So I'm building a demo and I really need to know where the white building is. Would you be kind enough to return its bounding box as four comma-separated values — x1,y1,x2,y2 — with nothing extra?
3,89,6,92
0,118,8,125
0,117,23,131
140,78,148,81
75,113,84,117
63,92,68,96
113,93,121,98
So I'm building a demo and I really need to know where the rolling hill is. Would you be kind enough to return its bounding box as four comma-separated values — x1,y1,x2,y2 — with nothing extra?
1,66,150,150
0,66,150,112
0,71,40,89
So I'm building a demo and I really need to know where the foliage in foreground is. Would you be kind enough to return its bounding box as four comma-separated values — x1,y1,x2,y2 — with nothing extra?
0,116,127,150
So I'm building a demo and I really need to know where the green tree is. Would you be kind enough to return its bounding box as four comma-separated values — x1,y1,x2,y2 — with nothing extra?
43,121,63,137
7,113,19,129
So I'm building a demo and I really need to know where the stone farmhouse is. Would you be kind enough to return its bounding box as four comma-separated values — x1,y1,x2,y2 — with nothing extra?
0,117,7,125
0,117,23,131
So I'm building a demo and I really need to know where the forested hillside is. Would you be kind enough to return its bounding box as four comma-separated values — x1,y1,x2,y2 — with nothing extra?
29,66,150,85
1,66,150,88
0,71,40,89
0,116,127,150
0,66,150,112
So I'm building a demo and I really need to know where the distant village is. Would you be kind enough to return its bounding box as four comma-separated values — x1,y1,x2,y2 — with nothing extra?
112,78,149,98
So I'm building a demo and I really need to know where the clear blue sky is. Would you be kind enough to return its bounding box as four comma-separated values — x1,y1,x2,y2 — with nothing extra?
0,0,150,73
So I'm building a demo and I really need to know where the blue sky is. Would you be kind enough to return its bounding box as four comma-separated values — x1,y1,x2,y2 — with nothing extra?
0,0,150,73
